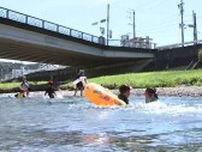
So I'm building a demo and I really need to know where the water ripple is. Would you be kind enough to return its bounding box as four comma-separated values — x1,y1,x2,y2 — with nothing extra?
0,96,202,151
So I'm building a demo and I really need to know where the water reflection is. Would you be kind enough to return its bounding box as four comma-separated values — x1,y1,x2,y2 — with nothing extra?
1,127,202,151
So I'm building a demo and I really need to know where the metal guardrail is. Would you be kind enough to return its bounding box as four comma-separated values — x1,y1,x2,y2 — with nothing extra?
156,40,202,50
0,7,201,50
0,7,100,44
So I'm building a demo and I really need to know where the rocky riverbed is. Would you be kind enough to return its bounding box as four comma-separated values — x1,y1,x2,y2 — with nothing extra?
131,86,202,97
33,86,202,97
1,86,202,98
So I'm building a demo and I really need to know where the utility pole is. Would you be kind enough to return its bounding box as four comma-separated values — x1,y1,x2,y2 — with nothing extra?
92,4,110,45
188,11,198,44
133,11,136,38
193,11,198,43
178,0,185,46
106,4,110,46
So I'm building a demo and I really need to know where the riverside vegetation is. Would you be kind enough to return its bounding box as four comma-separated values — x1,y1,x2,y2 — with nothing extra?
1,69,202,93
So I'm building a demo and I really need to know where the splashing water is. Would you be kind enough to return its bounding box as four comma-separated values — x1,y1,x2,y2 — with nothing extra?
0,95,202,151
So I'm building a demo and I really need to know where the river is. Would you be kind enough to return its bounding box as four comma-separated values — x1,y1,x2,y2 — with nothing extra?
0,95,202,151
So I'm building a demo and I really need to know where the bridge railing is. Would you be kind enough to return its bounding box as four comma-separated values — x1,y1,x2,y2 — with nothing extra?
0,7,100,44
1,7,201,50
156,40,202,50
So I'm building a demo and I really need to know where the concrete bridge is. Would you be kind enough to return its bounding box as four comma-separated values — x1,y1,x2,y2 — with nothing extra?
0,7,155,69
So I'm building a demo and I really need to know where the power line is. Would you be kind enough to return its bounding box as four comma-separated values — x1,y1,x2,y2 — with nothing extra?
140,22,178,32
136,13,180,31
141,20,178,28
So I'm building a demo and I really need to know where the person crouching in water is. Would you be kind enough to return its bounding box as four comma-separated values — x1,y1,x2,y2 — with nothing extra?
144,88,158,103
73,71,88,96
45,80,56,98
118,85,131,105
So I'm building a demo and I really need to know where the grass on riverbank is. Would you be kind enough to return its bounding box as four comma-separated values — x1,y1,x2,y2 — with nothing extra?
0,82,20,90
0,81,47,92
1,69,202,92
89,69,202,89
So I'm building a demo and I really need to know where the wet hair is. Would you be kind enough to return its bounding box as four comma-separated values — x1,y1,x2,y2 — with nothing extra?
145,88,158,99
77,71,85,78
145,88,156,94
48,80,53,85
119,85,131,94
22,76,26,80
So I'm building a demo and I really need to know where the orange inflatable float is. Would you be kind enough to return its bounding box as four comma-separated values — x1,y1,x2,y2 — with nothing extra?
84,83,126,107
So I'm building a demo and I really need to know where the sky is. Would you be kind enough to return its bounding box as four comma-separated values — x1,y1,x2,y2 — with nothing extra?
0,0,202,47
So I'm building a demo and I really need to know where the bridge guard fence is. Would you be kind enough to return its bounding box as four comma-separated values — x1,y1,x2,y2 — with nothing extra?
0,7,100,44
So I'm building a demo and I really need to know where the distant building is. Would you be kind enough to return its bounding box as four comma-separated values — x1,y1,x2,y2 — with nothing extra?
120,35,156,49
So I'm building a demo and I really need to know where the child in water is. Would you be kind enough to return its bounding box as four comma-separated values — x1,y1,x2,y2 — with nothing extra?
20,76,30,97
118,85,131,104
15,89,25,99
73,71,88,96
144,88,158,103
45,80,56,98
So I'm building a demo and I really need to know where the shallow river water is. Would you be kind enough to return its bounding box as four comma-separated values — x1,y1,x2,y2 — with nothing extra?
0,95,202,152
